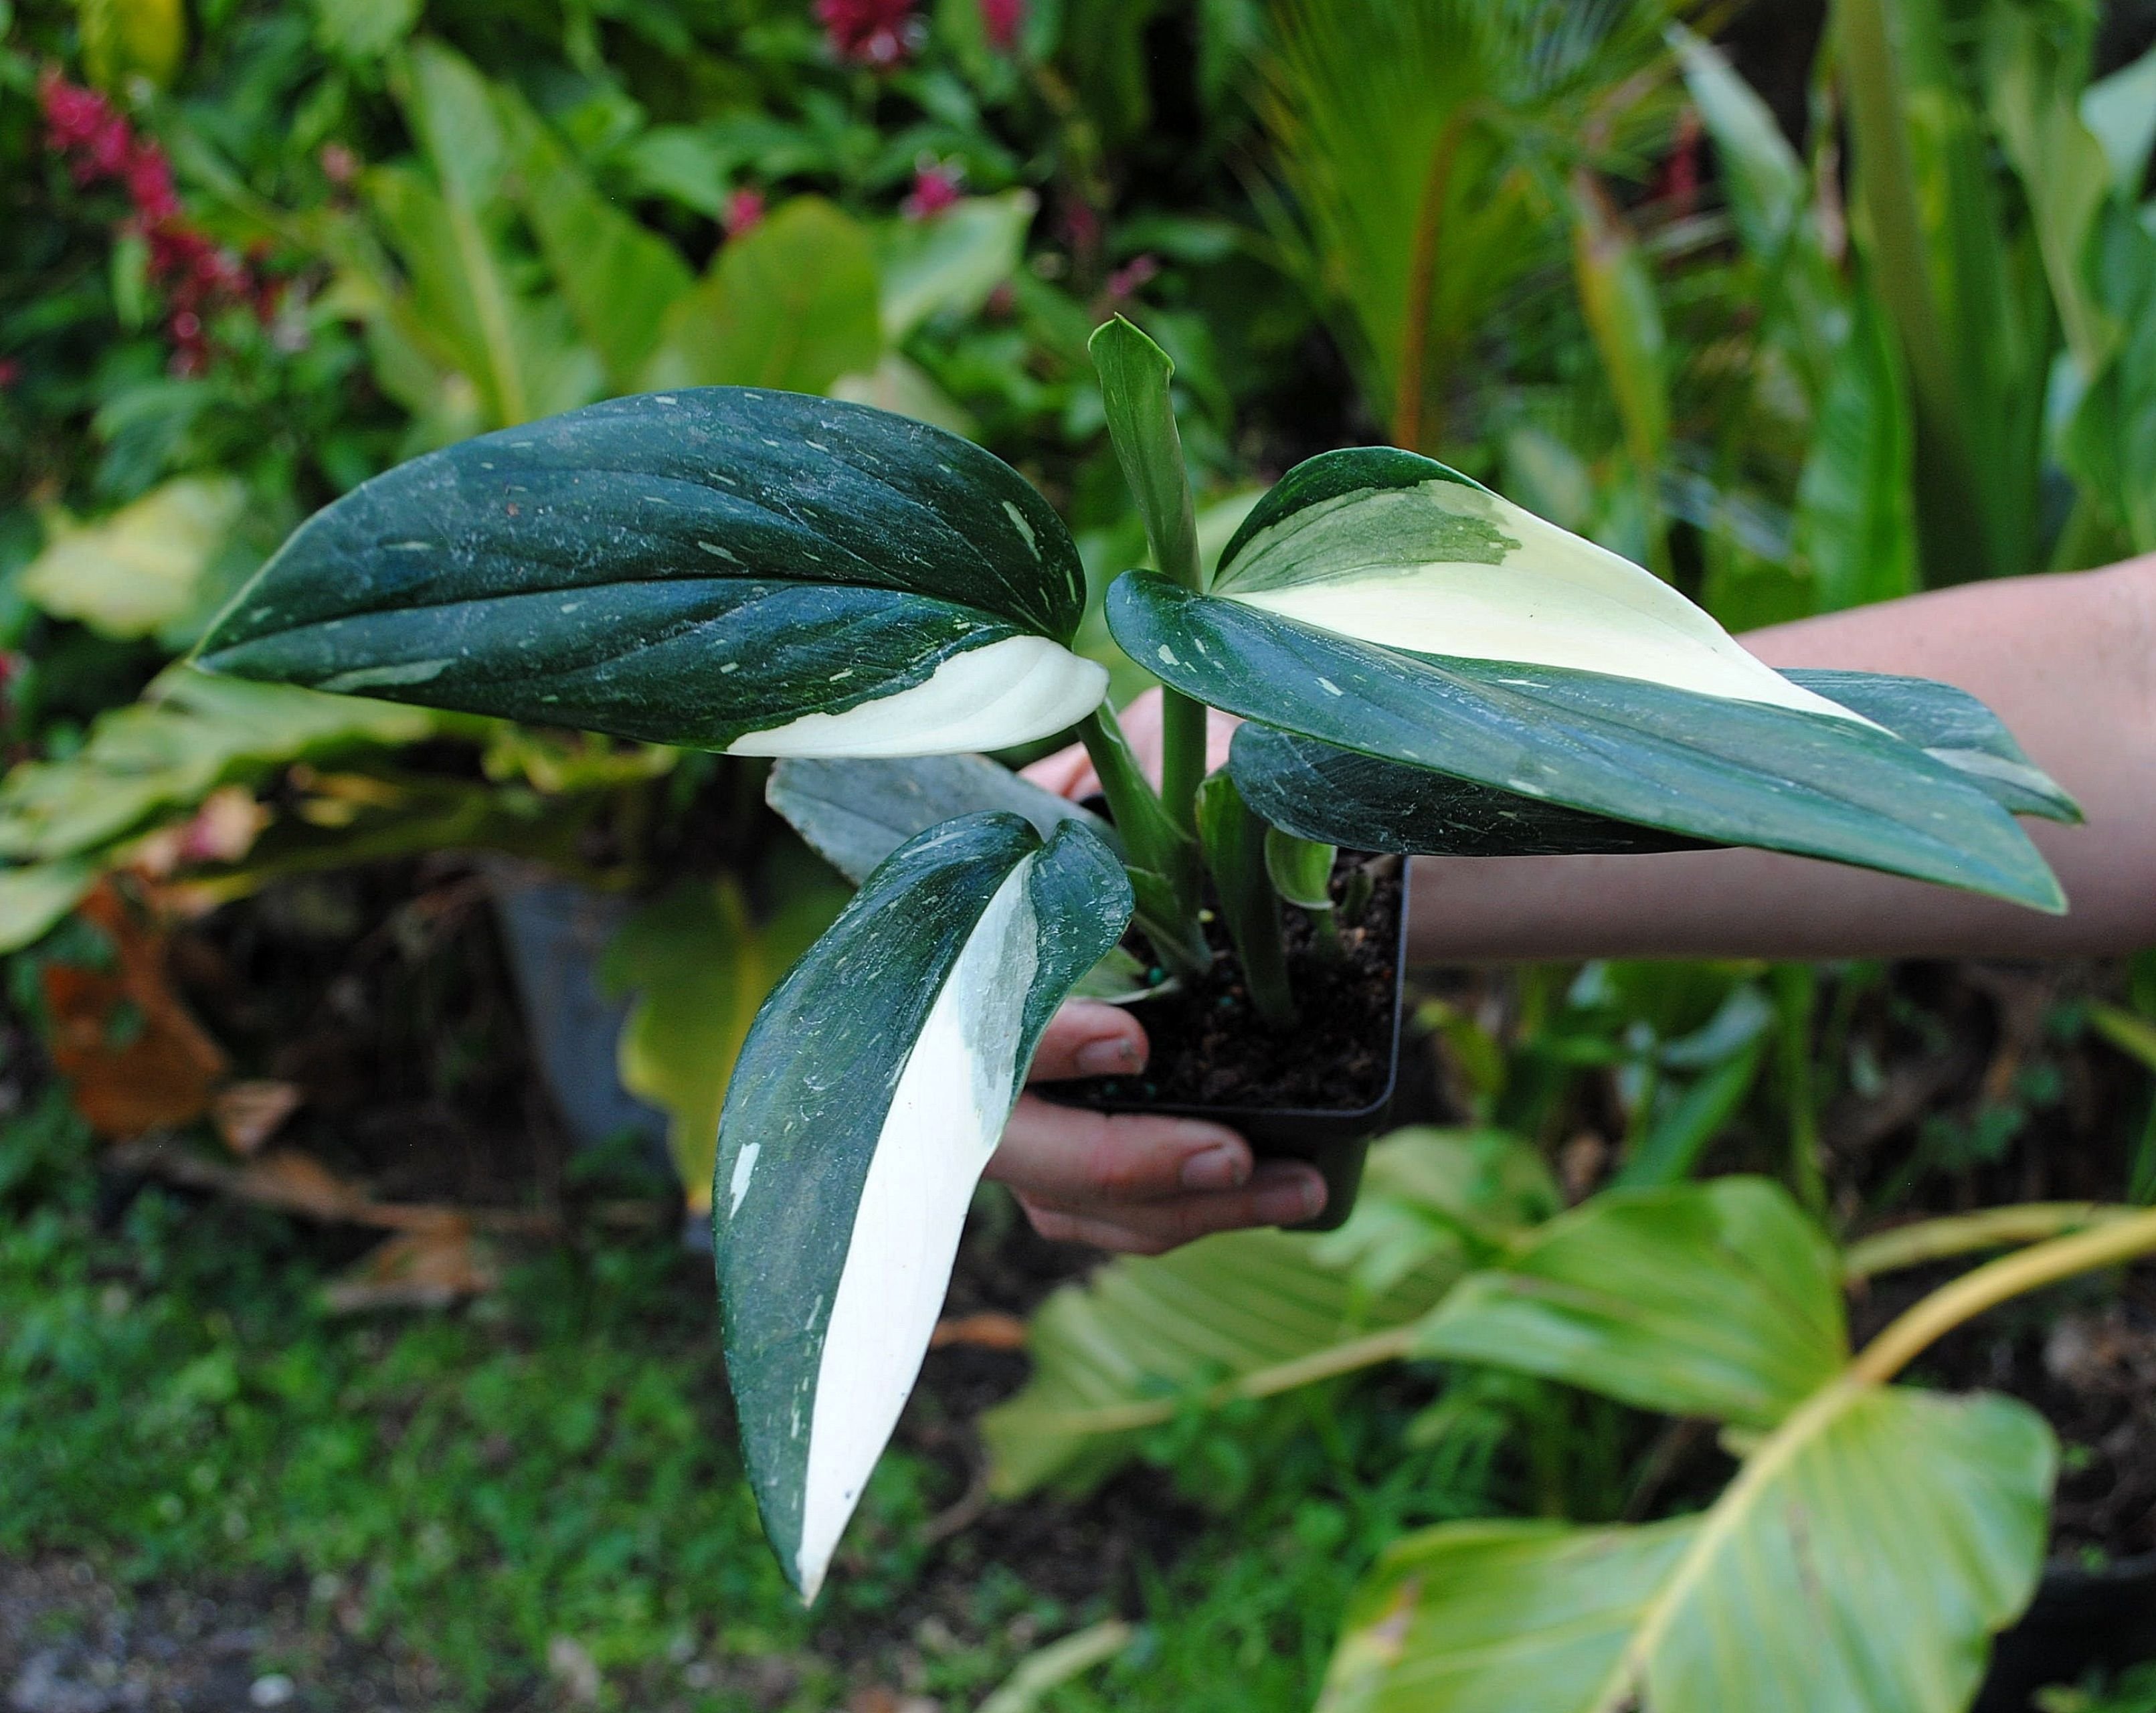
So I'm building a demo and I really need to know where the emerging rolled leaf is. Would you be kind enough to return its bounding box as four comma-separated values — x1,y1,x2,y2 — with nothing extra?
197,389,1106,756
1109,448,2066,910
714,812,1132,1599
1229,666,2078,859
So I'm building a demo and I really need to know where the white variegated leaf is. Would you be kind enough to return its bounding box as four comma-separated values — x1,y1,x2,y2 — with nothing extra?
713,812,1132,1598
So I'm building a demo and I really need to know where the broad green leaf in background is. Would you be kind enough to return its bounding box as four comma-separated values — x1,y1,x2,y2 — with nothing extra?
197,390,1106,757
1319,1385,2054,1713
715,814,1130,1598
0,860,102,957
0,668,432,869
984,1128,1556,1496
766,754,1118,886
1117,449,2064,908
876,191,1037,343
828,355,976,438
642,199,883,397
497,89,694,391
2081,37,2156,196
312,0,420,63
76,0,185,90
1413,1178,1846,1427
1835,0,2047,584
605,876,845,1210
23,476,248,641
1569,173,1670,579
1792,296,1920,612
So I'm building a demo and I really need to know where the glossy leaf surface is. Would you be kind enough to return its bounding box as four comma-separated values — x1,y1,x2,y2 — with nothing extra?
199,389,1105,757
715,813,1130,1598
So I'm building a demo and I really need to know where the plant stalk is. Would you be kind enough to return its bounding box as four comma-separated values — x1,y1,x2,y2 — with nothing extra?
1844,1202,2136,1279
1078,707,1208,980
1391,105,1478,454
1850,1205,2156,1385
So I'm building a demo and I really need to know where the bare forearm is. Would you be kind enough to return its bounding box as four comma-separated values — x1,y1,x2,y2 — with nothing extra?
1410,555,2156,962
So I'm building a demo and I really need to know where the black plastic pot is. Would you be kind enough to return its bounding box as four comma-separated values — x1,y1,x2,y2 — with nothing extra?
1060,876,1412,1233
1975,1551,2156,1710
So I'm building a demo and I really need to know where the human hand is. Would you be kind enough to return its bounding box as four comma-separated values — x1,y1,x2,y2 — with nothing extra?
986,1001,1328,1253
1019,687,1243,800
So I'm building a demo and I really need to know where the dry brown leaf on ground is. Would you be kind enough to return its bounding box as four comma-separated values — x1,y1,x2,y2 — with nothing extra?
42,881,227,1135
209,1079,304,1154
322,1223,499,1313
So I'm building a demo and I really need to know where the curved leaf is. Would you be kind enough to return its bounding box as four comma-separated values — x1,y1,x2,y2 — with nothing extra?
1228,662,2077,858
1319,1384,2054,1713
197,390,1105,757
715,813,1131,1598
1111,567,2062,909
1411,1178,1846,1429
766,754,1119,886
983,1128,1556,1497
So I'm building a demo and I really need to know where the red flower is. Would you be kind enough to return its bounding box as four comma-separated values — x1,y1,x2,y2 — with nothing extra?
0,361,19,392
903,163,962,221
981,0,1023,51
723,187,767,236
1105,254,1160,302
816,0,915,66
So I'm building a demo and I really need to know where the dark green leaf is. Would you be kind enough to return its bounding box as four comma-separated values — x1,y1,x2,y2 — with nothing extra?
1115,571,2062,909
197,390,1105,757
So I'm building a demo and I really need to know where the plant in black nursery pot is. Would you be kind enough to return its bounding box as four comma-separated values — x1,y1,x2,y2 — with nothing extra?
193,317,2074,1599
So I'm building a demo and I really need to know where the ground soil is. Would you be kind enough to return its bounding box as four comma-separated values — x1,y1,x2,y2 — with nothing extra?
1050,855,1405,1115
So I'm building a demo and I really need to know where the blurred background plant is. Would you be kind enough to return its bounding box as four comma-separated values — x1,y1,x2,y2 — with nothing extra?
7,0,2156,1706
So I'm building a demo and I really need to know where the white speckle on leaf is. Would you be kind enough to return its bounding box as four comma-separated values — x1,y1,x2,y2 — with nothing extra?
1002,502,1039,557
1156,645,1178,666
830,669,854,681
720,661,740,674
698,541,741,563
559,601,582,614
318,659,452,693
728,1142,761,1214
1318,677,1342,696
388,541,433,553
654,394,677,404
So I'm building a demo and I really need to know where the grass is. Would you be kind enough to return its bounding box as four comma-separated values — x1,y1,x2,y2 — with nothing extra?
0,1087,1501,1710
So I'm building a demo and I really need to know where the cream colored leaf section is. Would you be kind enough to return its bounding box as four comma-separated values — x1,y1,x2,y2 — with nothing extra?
727,635,1107,759
1218,479,1861,721
794,860,1041,1597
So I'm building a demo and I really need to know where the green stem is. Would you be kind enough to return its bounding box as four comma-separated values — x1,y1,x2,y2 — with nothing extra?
1159,689,1207,840
1851,1205,2156,1385
1771,965,1825,1219
1079,708,1208,982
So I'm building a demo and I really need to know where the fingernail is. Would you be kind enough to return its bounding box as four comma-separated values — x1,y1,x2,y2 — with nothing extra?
1254,1165,1326,1225
1180,1144,1248,1192
1075,1034,1143,1075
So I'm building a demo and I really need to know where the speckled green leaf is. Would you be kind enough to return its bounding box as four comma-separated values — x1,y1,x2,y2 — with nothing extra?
1112,571,2062,910
715,812,1130,1600
197,390,1105,757
1229,664,2076,858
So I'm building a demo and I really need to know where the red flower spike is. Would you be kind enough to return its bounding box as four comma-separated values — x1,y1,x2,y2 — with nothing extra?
981,0,1023,51
816,0,915,66
903,163,962,221
723,187,767,236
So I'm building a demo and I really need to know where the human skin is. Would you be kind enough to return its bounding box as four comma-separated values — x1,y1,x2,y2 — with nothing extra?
984,553,2156,1251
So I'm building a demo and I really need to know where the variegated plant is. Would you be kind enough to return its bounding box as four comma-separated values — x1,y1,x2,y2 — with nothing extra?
194,317,2074,1599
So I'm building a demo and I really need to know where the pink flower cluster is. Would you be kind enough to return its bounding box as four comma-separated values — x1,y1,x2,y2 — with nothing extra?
814,0,1021,66
39,71,278,374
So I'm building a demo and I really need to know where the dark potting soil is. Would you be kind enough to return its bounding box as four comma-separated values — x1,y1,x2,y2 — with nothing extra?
1050,854,1404,1115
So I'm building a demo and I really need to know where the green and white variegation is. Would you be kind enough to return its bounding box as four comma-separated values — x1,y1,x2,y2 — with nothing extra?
195,389,1106,757
714,812,1130,1599
1108,446,2065,911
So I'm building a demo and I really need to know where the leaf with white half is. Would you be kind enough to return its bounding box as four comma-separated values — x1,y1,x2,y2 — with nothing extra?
766,753,1119,886
1112,448,2064,910
195,389,1107,757
1411,1178,1846,1429
1229,662,2078,858
1319,1384,2053,1713
715,812,1131,1599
